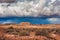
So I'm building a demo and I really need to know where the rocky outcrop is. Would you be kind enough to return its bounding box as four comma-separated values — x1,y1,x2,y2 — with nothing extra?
20,22,31,25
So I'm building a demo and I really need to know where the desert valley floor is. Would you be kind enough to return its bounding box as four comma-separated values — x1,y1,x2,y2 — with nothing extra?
0,22,60,40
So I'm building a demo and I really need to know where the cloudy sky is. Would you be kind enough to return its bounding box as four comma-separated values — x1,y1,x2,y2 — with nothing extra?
0,0,60,24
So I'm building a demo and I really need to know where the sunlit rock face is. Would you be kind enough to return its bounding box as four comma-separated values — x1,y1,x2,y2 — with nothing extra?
0,0,15,3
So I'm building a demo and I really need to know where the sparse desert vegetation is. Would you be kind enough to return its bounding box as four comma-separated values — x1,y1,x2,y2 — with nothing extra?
0,22,60,40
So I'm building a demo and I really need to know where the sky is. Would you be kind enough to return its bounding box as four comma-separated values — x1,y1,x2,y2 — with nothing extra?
0,0,60,24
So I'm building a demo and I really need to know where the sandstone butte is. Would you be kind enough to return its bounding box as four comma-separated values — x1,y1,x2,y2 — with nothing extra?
0,22,60,29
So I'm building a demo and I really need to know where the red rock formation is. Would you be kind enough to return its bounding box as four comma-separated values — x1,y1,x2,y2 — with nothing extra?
20,22,31,25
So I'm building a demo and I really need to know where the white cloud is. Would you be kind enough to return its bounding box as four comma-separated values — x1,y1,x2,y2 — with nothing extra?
48,18,58,22
47,18,60,24
0,0,60,17
51,0,56,3
2,20,14,24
